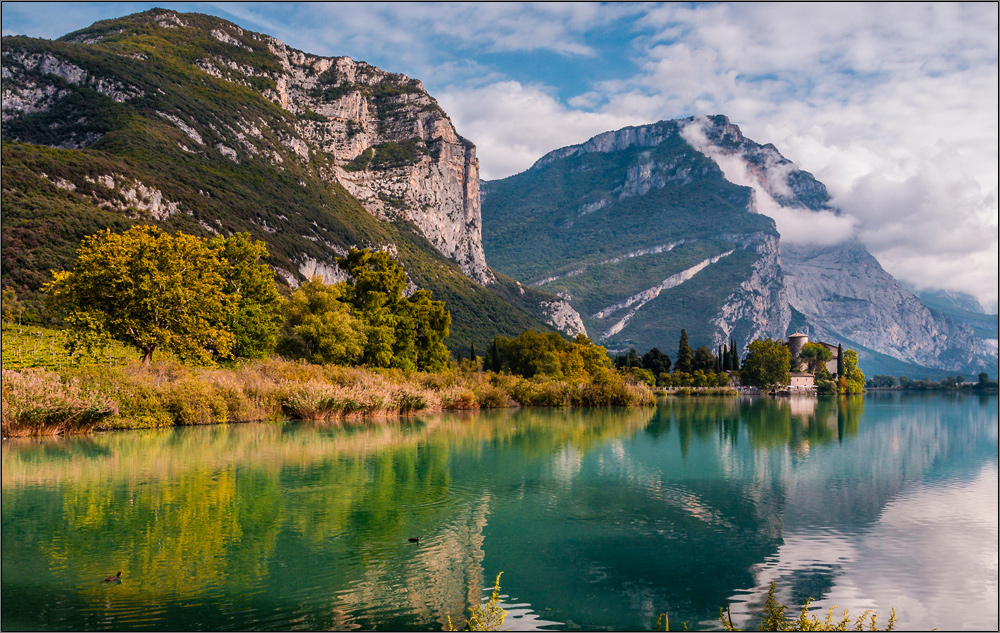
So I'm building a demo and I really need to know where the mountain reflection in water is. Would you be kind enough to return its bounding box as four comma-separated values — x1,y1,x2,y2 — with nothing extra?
1,393,996,631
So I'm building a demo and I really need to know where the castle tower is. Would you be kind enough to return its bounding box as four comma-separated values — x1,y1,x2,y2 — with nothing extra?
787,332,808,359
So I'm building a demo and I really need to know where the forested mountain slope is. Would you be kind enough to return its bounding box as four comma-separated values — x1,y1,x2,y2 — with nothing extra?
1,8,569,351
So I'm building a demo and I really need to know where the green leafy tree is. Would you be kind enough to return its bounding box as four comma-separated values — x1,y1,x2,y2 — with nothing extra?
488,331,611,379
840,348,865,393
210,233,283,359
337,248,451,371
740,339,792,392
692,346,716,373
277,277,366,365
675,329,693,374
642,347,671,375
798,342,833,373
45,225,257,364
1,287,25,325
630,366,656,386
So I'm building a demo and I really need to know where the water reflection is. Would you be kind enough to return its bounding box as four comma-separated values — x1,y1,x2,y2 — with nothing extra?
2,395,996,631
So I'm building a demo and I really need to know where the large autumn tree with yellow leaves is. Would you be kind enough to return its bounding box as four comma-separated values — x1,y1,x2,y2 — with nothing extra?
45,225,282,364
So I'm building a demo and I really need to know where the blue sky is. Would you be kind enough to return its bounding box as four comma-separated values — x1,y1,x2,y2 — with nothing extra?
3,2,998,308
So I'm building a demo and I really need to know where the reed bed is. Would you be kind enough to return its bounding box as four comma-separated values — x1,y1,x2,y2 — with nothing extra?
1,359,655,436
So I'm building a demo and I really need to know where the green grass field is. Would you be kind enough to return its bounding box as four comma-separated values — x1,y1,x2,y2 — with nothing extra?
1,323,137,370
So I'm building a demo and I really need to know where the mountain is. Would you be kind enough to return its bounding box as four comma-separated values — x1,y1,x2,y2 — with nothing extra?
481,115,997,377
917,290,999,349
1,9,572,351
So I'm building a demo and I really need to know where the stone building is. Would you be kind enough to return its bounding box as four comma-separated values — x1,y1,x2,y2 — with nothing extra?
784,333,839,391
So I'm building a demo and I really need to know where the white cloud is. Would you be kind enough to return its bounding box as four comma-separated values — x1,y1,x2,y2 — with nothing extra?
680,118,858,247
436,81,647,179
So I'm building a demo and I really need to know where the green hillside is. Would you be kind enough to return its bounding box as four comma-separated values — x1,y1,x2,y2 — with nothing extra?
482,121,778,351
482,128,774,283
1,10,555,353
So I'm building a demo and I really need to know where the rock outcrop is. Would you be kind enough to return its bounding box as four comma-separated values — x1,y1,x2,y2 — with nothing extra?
196,31,493,283
782,241,993,370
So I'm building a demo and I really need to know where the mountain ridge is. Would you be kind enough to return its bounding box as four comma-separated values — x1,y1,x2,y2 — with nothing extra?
1,8,577,351
482,116,997,376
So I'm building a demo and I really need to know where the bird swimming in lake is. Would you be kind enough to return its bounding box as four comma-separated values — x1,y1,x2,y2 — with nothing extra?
104,571,122,582
408,537,419,543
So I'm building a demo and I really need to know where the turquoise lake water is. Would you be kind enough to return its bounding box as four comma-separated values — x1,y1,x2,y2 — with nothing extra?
2,393,997,630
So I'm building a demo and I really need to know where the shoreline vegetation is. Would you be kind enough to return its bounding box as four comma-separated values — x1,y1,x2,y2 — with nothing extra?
3,228,988,439
1,357,657,438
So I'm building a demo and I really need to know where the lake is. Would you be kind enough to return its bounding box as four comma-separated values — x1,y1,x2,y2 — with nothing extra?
2,393,997,631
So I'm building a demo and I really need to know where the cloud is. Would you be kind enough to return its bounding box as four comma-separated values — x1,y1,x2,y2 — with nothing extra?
680,118,858,247
437,81,648,179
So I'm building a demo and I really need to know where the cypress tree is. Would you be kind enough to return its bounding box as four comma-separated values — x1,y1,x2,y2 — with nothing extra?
676,329,693,373
837,343,844,376
491,339,502,372
470,342,477,363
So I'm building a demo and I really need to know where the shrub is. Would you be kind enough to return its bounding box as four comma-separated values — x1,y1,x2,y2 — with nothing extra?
474,384,514,408
1,368,118,436
165,377,229,425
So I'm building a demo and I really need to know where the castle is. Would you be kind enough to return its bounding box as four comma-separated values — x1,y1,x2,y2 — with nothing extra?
785,333,840,391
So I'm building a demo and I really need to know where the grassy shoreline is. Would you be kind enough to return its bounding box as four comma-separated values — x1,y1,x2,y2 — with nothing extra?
1,358,656,437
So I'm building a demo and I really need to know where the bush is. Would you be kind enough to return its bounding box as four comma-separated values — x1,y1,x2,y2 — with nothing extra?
1,368,118,436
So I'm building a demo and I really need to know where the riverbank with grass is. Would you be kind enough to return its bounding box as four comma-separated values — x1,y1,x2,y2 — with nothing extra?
1,358,655,437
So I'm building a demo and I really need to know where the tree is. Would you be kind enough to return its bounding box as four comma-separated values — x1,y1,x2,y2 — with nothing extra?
277,277,366,365
210,233,284,359
836,343,844,377
798,342,833,374
277,249,451,371
337,248,451,371
641,347,671,375
675,329,693,374
840,349,864,393
45,226,279,364
740,339,792,392
488,331,611,380
1,287,25,325
692,346,716,373
490,339,502,372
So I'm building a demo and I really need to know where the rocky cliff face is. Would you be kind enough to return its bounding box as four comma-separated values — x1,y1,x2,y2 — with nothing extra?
781,242,994,371
686,115,996,373
2,11,492,285
238,38,495,284
711,232,791,347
